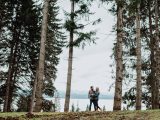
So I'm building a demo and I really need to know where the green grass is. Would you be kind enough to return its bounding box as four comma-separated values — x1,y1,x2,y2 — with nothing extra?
0,112,26,117
0,110,160,120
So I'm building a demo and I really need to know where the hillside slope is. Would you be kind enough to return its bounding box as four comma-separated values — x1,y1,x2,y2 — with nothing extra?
0,110,160,120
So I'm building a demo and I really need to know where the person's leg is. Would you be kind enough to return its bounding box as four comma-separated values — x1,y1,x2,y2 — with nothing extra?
89,99,92,111
96,100,101,111
93,100,97,111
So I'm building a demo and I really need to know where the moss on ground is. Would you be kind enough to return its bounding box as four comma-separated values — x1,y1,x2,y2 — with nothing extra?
0,110,160,120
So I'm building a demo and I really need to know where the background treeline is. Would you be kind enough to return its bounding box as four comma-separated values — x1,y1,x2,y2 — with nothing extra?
0,0,160,112
105,0,160,110
0,0,65,112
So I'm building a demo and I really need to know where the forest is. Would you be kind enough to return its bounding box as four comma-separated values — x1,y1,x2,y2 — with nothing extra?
0,0,160,117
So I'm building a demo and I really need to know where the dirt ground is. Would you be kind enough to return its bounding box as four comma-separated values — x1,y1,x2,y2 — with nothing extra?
0,110,160,120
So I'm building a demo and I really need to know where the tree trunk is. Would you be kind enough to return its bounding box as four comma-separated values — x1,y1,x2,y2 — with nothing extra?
4,42,18,112
34,0,49,112
148,1,156,109
154,0,160,109
113,2,123,111
3,25,20,112
29,68,38,113
64,0,74,112
7,56,19,111
3,45,14,112
135,3,142,110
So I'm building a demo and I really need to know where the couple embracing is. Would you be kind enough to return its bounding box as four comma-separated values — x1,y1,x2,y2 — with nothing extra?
88,86,101,111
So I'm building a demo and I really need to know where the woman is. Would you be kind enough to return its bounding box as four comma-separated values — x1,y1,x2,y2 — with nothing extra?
95,87,101,111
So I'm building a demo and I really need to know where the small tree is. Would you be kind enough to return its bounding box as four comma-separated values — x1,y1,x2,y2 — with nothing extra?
76,102,80,112
71,103,75,112
17,95,31,112
54,91,61,112
86,105,89,111
103,106,106,111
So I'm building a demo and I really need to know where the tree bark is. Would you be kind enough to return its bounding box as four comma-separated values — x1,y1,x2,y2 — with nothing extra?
3,24,20,112
154,0,160,109
148,1,156,109
29,68,38,113
7,56,19,111
113,2,123,111
135,3,142,110
34,0,49,112
64,0,74,112
3,44,14,112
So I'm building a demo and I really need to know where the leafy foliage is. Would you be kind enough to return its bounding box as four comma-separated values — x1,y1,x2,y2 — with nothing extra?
64,0,101,48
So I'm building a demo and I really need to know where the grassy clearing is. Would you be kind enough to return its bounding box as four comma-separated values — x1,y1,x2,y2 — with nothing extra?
0,110,160,120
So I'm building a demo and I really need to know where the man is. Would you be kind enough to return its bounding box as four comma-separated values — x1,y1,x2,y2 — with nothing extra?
88,86,96,111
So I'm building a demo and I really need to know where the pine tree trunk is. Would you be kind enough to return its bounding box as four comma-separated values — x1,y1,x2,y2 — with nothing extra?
154,0,160,109
135,3,142,110
34,0,49,112
7,59,19,111
148,1,156,109
3,46,14,112
29,68,38,113
64,0,74,112
4,43,18,112
3,27,19,112
3,2,22,112
113,3,123,111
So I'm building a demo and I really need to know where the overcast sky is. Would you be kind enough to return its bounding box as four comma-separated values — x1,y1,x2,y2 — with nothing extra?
55,0,116,96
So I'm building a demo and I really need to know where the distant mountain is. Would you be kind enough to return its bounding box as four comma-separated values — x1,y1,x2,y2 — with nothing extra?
57,90,113,99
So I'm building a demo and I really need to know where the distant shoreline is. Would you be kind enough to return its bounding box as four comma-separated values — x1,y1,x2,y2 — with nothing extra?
52,90,114,100
58,97,113,100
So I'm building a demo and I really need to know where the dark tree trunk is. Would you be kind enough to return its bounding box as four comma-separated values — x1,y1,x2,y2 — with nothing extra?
3,47,14,112
154,0,160,109
148,1,156,109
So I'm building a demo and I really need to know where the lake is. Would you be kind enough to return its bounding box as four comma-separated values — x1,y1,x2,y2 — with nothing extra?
59,98,113,112
56,98,147,112
47,97,147,112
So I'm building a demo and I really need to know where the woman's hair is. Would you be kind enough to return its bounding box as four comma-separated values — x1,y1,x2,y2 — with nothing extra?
96,87,99,92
